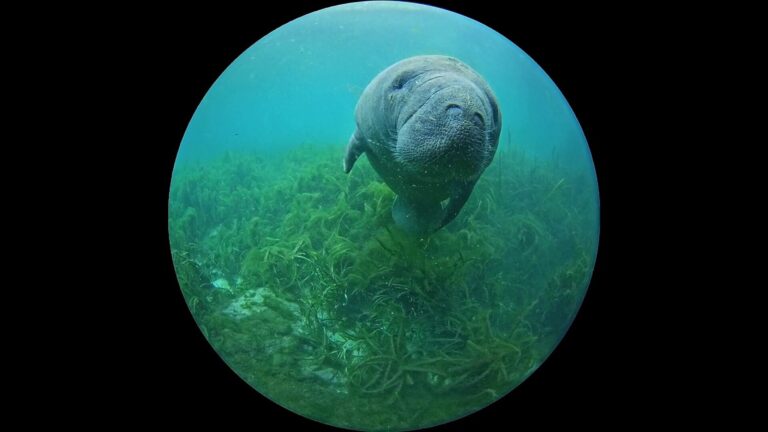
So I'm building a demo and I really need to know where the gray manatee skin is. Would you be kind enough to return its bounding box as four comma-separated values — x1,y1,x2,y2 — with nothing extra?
344,55,501,235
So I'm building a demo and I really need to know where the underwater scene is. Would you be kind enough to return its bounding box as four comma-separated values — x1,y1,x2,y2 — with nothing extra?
169,2,599,431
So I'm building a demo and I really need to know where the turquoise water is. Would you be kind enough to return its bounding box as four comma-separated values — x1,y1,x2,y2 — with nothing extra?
169,2,599,431
177,2,590,169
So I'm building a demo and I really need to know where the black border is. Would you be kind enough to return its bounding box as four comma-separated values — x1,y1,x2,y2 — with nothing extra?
119,1,654,429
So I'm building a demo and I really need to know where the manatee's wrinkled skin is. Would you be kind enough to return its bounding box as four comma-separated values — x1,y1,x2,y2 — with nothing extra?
344,55,501,235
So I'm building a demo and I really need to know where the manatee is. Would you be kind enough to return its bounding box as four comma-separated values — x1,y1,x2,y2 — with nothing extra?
344,55,501,235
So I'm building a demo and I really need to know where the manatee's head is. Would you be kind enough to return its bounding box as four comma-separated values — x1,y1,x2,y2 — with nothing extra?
389,59,500,182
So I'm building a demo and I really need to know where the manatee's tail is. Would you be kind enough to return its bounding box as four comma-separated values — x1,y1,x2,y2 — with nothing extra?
392,195,443,236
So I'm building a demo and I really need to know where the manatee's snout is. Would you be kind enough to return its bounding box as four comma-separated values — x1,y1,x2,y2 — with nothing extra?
441,101,487,171
397,85,490,179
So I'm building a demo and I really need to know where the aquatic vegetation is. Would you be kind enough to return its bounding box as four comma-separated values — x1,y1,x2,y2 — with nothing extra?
169,142,597,430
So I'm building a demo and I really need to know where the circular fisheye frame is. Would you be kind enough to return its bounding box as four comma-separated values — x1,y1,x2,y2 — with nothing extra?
169,2,599,430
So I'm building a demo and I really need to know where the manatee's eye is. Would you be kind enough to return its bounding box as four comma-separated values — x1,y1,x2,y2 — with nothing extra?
392,71,418,90
392,75,408,90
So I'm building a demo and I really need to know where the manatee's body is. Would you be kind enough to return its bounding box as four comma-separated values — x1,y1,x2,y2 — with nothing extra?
344,55,501,234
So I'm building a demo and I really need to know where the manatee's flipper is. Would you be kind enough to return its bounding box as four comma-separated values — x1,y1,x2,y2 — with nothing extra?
392,195,443,236
343,129,366,173
437,182,475,231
